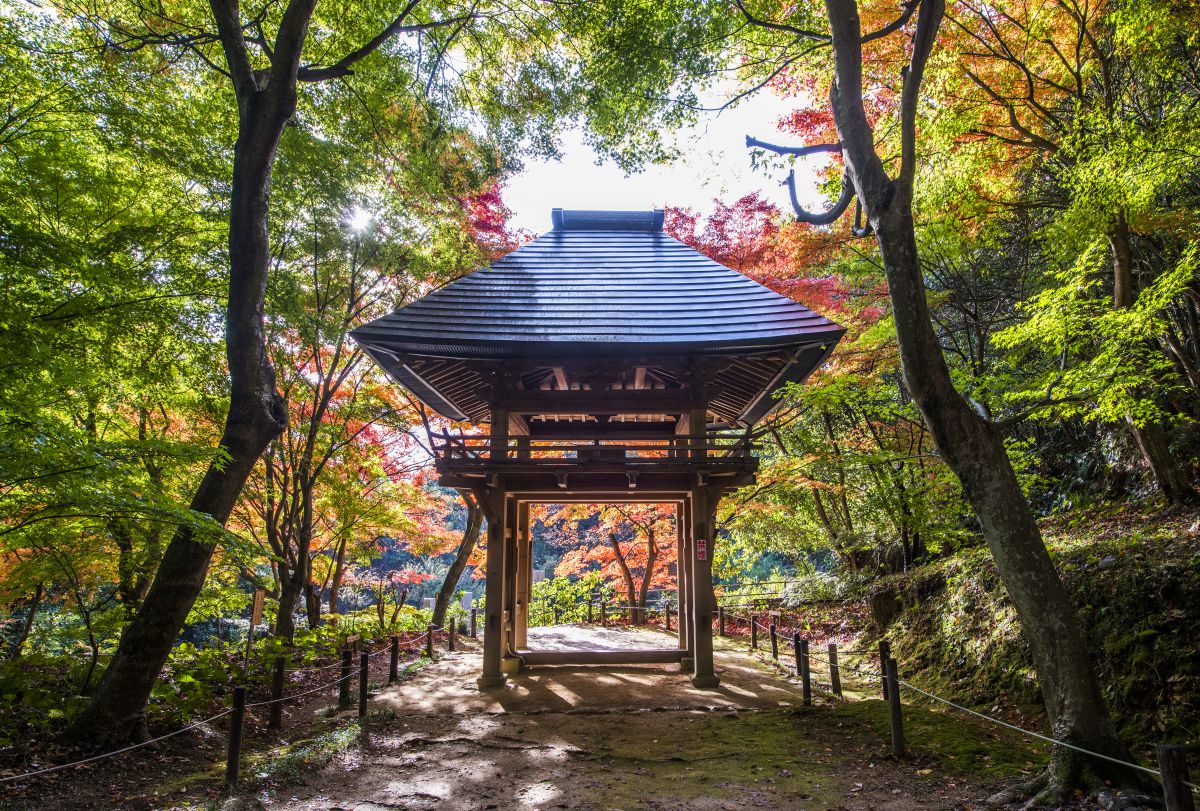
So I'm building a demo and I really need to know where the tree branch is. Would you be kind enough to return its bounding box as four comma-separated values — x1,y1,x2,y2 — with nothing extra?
296,2,475,82
732,0,830,42
745,134,841,156
861,0,920,44
207,0,257,100
898,0,944,195
787,169,855,225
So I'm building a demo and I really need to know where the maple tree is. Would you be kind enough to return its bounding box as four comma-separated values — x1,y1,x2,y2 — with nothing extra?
544,503,678,624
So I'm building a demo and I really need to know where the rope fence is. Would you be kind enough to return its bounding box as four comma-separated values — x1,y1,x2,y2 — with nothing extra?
0,624,459,790
706,605,1198,808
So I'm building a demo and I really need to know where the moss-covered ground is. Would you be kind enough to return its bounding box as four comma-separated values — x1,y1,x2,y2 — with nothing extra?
862,503,1200,765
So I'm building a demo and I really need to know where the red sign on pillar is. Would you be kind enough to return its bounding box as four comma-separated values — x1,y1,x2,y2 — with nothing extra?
696,538,708,561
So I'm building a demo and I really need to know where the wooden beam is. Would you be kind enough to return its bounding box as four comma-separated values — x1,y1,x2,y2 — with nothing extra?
518,649,685,666
634,366,646,390
526,421,677,440
552,366,568,391
438,469,755,495
495,389,705,414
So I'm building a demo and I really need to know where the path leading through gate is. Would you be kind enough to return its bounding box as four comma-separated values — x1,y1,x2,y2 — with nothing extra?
259,625,1032,810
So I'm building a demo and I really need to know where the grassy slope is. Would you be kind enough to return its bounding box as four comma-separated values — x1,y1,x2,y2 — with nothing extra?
868,504,1200,764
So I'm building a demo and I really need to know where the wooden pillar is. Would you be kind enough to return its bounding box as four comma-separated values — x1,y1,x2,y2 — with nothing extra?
490,407,509,460
677,501,692,665
689,486,719,688
478,489,507,689
514,501,531,650
689,406,707,461
501,496,520,675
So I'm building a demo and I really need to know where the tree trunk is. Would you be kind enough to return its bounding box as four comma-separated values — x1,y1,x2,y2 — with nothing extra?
304,580,321,630
6,583,43,660
607,532,638,621
328,538,348,616
824,0,1136,792
275,565,305,641
1109,222,1199,504
64,83,290,745
635,529,658,625
1126,417,1198,505
432,492,483,628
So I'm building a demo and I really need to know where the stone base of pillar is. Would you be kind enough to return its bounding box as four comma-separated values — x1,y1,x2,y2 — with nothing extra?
690,674,720,689
477,675,506,689
500,655,522,675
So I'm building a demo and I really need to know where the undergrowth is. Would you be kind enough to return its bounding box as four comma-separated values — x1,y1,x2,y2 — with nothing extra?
866,503,1200,764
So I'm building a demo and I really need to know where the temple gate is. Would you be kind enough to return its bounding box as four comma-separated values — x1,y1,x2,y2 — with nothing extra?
352,208,843,689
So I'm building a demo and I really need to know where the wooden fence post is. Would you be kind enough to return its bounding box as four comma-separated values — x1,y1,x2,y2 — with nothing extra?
269,655,285,730
425,625,435,659
750,615,758,650
600,602,607,627
799,637,812,706
887,657,904,758
358,652,369,719
470,607,478,638
828,642,842,698
554,606,561,625
225,686,246,791
879,639,891,700
338,648,352,710
448,620,456,652
769,622,779,660
718,606,725,637
1158,744,1196,811
665,603,673,631
587,602,594,623
388,636,399,684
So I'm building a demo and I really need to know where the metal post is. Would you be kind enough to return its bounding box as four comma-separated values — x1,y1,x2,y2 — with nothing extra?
358,652,369,719
426,625,435,659
448,620,456,652
470,607,478,639
879,639,891,700
389,636,399,684
769,622,778,660
225,686,246,791
718,605,725,637
1158,744,1196,811
828,642,842,698
750,615,758,650
269,655,285,730
799,637,812,706
338,648,352,710
887,657,904,758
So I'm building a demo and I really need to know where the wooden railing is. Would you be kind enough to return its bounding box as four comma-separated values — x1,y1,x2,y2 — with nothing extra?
431,432,757,466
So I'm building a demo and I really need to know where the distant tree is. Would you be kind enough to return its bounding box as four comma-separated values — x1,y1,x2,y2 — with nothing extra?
548,503,677,624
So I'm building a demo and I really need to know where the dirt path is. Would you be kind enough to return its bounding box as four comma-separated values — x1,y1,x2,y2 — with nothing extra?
259,627,1035,811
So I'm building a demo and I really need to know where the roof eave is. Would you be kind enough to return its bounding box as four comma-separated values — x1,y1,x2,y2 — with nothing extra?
349,326,847,362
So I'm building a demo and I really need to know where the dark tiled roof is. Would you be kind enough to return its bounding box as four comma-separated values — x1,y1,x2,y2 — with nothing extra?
352,209,844,358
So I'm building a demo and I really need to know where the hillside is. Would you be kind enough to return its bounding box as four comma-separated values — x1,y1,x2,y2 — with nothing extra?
861,505,1200,763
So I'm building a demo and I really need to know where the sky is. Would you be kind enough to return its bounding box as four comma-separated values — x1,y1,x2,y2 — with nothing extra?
503,90,827,234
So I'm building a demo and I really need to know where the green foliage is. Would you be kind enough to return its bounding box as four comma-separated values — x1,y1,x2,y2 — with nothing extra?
529,572,609,625
993,242,1200,427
